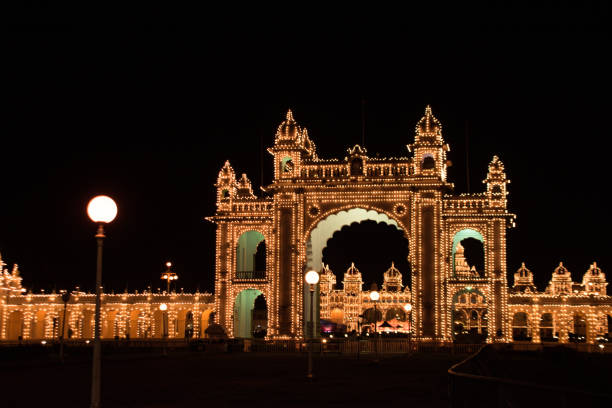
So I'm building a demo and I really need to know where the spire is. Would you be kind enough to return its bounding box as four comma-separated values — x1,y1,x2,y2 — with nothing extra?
275,109,301,142
415,105,443,141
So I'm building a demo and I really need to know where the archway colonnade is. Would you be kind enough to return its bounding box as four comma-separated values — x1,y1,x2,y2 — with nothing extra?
0,293,214,341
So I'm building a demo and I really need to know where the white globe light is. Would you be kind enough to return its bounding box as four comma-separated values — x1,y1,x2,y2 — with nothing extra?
369,291,380,301
404,303,412,312
159,303,168,311
87,196,117,223
305,270,320,285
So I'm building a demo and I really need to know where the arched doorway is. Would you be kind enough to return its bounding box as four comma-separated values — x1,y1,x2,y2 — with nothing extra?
236,231,266,280
540,313,554,341
451,229,485,278
305,207,407,338
200,309,213,338
7,311,23,340
233,289,265,338
252,295,267,338
512,312,530,340
572,313,587,343
32,310,47,339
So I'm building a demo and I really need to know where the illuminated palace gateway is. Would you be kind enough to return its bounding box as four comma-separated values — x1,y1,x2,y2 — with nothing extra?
206,107,611,343
1,107,611,344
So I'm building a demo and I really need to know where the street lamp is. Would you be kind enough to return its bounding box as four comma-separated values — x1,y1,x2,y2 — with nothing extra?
404,303,412,353
160,262,178,293
370,289,380,362
87,195,117,408
304,270,319,380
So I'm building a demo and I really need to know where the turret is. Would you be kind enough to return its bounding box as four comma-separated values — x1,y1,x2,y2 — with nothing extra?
483,155,510,209
512,262,537,293
382,262,403,292
546,262,573,295
268,110,316,180
342,262,363,295
215,160,236,210
407,105,450,180
236,173,256,199
582,262,607,295
319,264,336,294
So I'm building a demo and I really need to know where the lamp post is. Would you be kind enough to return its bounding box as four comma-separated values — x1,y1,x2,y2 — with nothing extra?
87,195,117,408
159,303,168,356
304,270,319,380
404,303,412,353
160,262,178,293
370,289,380,362
59,290,72,363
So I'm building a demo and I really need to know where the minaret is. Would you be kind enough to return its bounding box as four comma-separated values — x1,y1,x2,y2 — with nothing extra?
483,155,510,209
407,105,450,180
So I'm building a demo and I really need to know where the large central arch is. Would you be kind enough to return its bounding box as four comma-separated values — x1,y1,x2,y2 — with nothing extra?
306,207,402,272
304,207,406,337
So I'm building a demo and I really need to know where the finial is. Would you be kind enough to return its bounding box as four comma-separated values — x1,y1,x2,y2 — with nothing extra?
286,109,294,121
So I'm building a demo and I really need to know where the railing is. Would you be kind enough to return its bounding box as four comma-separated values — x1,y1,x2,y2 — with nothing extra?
235,270,266,280
448,344,612,407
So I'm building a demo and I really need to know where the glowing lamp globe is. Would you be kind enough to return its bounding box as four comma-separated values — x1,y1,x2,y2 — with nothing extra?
305,270,320,285
403,303,412,312
159,303,168,311
369,291,380,302
87,196,117,223
166,262,172,268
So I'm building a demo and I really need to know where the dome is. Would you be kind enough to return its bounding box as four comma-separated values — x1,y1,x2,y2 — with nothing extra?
516,262,531,278
276,109,301,140
384,262,401,278
345,262,361,276
554,262,569,276
415,105,442,137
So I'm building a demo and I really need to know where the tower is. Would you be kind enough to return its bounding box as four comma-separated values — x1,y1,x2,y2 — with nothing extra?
407,105,450,180
484,156,510,209
342,263,363,295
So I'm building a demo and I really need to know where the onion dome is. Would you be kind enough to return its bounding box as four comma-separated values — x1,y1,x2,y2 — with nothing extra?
553,262,570,277
415,105,442,139
276,109,301,141
582,262,607,294
345,262,361,276
384,262,401,279
516,262,531,279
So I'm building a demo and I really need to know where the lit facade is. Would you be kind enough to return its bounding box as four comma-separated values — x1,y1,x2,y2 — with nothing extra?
207,106,555,342
0,255,214,341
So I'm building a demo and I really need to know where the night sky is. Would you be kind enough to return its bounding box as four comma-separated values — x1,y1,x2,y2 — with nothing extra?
4,9,610,294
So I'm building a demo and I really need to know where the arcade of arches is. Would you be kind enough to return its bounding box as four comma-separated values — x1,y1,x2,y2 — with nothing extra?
2,107,611,344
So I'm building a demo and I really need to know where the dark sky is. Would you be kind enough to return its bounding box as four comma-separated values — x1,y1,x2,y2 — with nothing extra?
4,6,610,294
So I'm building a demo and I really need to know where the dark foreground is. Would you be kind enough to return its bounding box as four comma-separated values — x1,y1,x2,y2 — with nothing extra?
0,350,463,407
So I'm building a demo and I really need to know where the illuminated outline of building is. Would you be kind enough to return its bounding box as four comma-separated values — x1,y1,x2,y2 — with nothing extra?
204,106,610,342
1,107,610,343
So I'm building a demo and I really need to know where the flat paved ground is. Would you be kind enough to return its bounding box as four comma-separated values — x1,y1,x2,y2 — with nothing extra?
0,350,465,407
